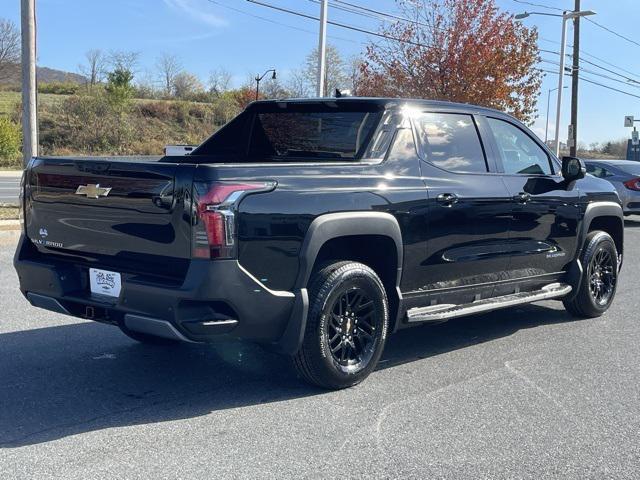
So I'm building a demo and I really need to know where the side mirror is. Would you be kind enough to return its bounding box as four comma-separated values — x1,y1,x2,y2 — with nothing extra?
561,156,586,182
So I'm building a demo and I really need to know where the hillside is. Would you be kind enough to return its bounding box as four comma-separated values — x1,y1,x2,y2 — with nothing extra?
0,65,86,85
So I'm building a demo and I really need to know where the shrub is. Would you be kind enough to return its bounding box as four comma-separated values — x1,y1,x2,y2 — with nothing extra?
137,101,172,119
0,117,22,166
38,82,81,95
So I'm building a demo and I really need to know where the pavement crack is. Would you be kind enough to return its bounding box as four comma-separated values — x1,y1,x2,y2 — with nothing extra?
504,360,572,416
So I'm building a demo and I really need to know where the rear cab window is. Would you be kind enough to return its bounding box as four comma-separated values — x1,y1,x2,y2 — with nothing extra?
191,102,384,163
586,163,613,178
413,112,488,173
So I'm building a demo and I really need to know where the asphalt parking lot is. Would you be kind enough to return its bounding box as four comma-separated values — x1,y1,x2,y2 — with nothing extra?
1,224,639,480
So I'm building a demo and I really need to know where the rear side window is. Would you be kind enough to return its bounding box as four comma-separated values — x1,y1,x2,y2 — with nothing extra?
414,113,487,173
487,118,552,175
586,163,613,178
249,111,379,160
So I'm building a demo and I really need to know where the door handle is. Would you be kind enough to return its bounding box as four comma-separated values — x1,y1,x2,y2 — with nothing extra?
513,192,531,204
436,193,459,206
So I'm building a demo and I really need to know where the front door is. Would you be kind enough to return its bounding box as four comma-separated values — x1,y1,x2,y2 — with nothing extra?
483,116,581,295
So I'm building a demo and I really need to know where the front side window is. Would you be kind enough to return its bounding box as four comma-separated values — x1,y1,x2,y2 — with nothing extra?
414,113,487,173
487,118,553,175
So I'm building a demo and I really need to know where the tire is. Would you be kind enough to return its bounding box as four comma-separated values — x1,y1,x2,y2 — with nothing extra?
118,324,181,346
293,261,389,390
563,230,618,318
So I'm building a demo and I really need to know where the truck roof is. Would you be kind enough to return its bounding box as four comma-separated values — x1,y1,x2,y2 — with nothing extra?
249,96,511,118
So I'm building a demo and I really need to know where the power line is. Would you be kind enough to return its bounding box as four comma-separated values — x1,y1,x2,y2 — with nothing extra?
248,0,640,94
539,37,640,80
332,0,428,27
540,68,640,100
246,0,434,48
206,0,360,45
584,17,640,49
541,58,640,89
540,47,640,86
306,0,380,22
511,0,565,12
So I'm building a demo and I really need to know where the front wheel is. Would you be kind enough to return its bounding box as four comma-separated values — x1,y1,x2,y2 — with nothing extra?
293,261,389,390
564,231,618,318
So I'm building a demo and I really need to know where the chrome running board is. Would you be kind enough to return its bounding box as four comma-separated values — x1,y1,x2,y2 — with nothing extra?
406,283,572,323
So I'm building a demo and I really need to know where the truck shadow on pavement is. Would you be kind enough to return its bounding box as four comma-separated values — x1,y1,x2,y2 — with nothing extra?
0,304,579,448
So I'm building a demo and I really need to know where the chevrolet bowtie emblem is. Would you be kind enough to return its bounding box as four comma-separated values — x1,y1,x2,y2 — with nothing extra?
75,184,112,199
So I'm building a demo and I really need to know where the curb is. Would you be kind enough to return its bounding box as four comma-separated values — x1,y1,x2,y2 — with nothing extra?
0,220,20,231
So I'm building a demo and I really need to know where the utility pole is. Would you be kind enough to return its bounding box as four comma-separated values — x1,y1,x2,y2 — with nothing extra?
316,0,328,97
569,0,581,157
21,0,38,167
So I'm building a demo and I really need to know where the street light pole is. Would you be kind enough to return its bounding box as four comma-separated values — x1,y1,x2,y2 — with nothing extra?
515,9,596,158
255,69,277,101
569,0,581,157
545,86,567,144
21,0,38,167
316,0,328,97
554,14,569,157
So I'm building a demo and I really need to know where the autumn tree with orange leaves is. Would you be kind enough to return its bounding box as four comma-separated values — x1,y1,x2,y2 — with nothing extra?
356,0,542,124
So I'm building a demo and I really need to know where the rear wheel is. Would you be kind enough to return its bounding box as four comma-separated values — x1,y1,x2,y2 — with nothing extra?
118,324,180,346
564,231,618,318
293,261,389,390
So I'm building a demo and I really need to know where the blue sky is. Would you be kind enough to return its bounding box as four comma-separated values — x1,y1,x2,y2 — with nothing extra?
3,0,640,145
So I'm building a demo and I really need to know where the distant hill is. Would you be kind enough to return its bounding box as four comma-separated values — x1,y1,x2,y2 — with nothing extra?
0,65,86,85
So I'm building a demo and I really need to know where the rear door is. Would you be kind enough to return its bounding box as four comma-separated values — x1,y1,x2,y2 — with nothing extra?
413,111,514,305
482,116,581,293
25,157,193,280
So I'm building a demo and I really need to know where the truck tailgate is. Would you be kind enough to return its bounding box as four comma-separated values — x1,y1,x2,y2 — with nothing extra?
25,157,192,280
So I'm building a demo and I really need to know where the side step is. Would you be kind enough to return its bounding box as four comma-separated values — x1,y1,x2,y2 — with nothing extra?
406,283,572,324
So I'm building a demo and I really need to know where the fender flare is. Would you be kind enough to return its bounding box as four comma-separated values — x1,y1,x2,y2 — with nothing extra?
274,211,404,355
582,201,623,236
580,201,624,255
565,201,624,302
294,211,404,290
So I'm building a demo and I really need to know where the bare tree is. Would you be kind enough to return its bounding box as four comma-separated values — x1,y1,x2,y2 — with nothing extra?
156,52,182,97
208,68,233,96
260,78,289,100
287,69,311,98
303,44,349,97
78,49,106,87
108,50,140,73
0,18,20,83
173,71,204,99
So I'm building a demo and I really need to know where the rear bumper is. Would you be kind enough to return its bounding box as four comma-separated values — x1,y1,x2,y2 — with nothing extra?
13,235,308,354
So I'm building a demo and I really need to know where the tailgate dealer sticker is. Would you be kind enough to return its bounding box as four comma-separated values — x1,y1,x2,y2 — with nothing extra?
90,268,122,298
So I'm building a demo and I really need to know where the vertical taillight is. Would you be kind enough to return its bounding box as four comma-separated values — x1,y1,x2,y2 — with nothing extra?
623,178,640,191
192,182,274,259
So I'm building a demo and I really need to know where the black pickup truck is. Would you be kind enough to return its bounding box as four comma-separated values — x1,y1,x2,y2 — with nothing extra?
14,98,623,389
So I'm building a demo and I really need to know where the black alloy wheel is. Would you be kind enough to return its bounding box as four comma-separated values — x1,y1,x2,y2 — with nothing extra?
293,261,389,389
326,286,379,373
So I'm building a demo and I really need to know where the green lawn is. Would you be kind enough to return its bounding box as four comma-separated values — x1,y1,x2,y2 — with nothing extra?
0,91,68,116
